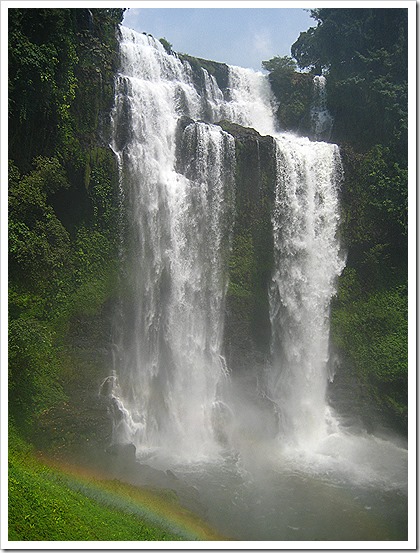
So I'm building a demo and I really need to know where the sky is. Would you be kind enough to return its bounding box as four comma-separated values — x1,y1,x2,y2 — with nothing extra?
122,6,314,71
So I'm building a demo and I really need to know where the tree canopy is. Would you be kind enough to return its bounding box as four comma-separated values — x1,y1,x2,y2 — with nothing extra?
291,8,408,154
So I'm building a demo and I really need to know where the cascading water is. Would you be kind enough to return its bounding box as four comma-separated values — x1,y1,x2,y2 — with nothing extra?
311,74,334,141
268,137,345,449
104,25,407,541
110,28,237,460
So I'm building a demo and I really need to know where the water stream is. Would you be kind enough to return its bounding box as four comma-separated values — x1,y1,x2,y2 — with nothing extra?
106,26,408,541
311,74,334,141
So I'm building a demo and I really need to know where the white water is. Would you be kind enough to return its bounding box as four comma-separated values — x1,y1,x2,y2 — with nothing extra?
268,137,345,449
109,28,239,460
106,26,407,540
311,74,334,141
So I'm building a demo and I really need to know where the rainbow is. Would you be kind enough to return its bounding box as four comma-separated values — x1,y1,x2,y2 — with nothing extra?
36,454,229,542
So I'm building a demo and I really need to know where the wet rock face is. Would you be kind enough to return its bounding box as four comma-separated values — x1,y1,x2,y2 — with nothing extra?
218,121,277,375
179,54,230,94
217,120,274,142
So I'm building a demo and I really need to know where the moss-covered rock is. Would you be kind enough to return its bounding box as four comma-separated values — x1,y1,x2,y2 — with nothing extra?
217,121,276,372
179,53,229,92
264,65,313,135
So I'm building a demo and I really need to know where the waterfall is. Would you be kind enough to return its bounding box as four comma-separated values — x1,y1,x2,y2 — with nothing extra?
222,65,278,136
109,26,345,461
311,75,334,141
97,26,410,543
268,136,345,448
110,28,236,460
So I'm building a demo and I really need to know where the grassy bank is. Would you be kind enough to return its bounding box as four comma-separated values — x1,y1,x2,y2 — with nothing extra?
8,430,225,542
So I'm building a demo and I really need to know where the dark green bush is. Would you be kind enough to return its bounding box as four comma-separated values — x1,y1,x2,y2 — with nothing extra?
8,9,124,439
331,268,407,426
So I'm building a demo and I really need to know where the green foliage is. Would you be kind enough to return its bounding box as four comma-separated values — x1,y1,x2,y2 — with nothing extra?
73,10,124,145
331,270,407,426
8,317,67,431
9,8,125,169
262,55,297,73
9,158,71,294
8,149,120,433
333,143,408,428
291,8,408,153
339,143,407,274
9,9,78,168
8,149,120,429
262,56,313,133
71,226,119,318
159,37,173,53
361,145,407,240
8,9,123,440
84,147,120,230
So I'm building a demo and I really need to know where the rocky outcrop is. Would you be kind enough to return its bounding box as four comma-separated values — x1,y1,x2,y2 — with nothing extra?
217,121,276,374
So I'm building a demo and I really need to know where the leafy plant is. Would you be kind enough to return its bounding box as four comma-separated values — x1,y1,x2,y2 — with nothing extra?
159,37,172,53
331,273,407,426
261,55,313,133
8,9,124,440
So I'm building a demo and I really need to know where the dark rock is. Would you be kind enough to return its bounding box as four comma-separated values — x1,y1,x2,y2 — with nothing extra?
179,54,229,93
217,120,273,142
220,120,277,375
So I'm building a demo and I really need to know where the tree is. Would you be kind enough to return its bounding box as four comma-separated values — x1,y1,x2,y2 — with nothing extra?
291,8,408,154
261,56,312,133
262,55,297,73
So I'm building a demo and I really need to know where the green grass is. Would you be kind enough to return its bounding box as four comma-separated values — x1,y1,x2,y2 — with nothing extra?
8,432,224,542
9,457,181,541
